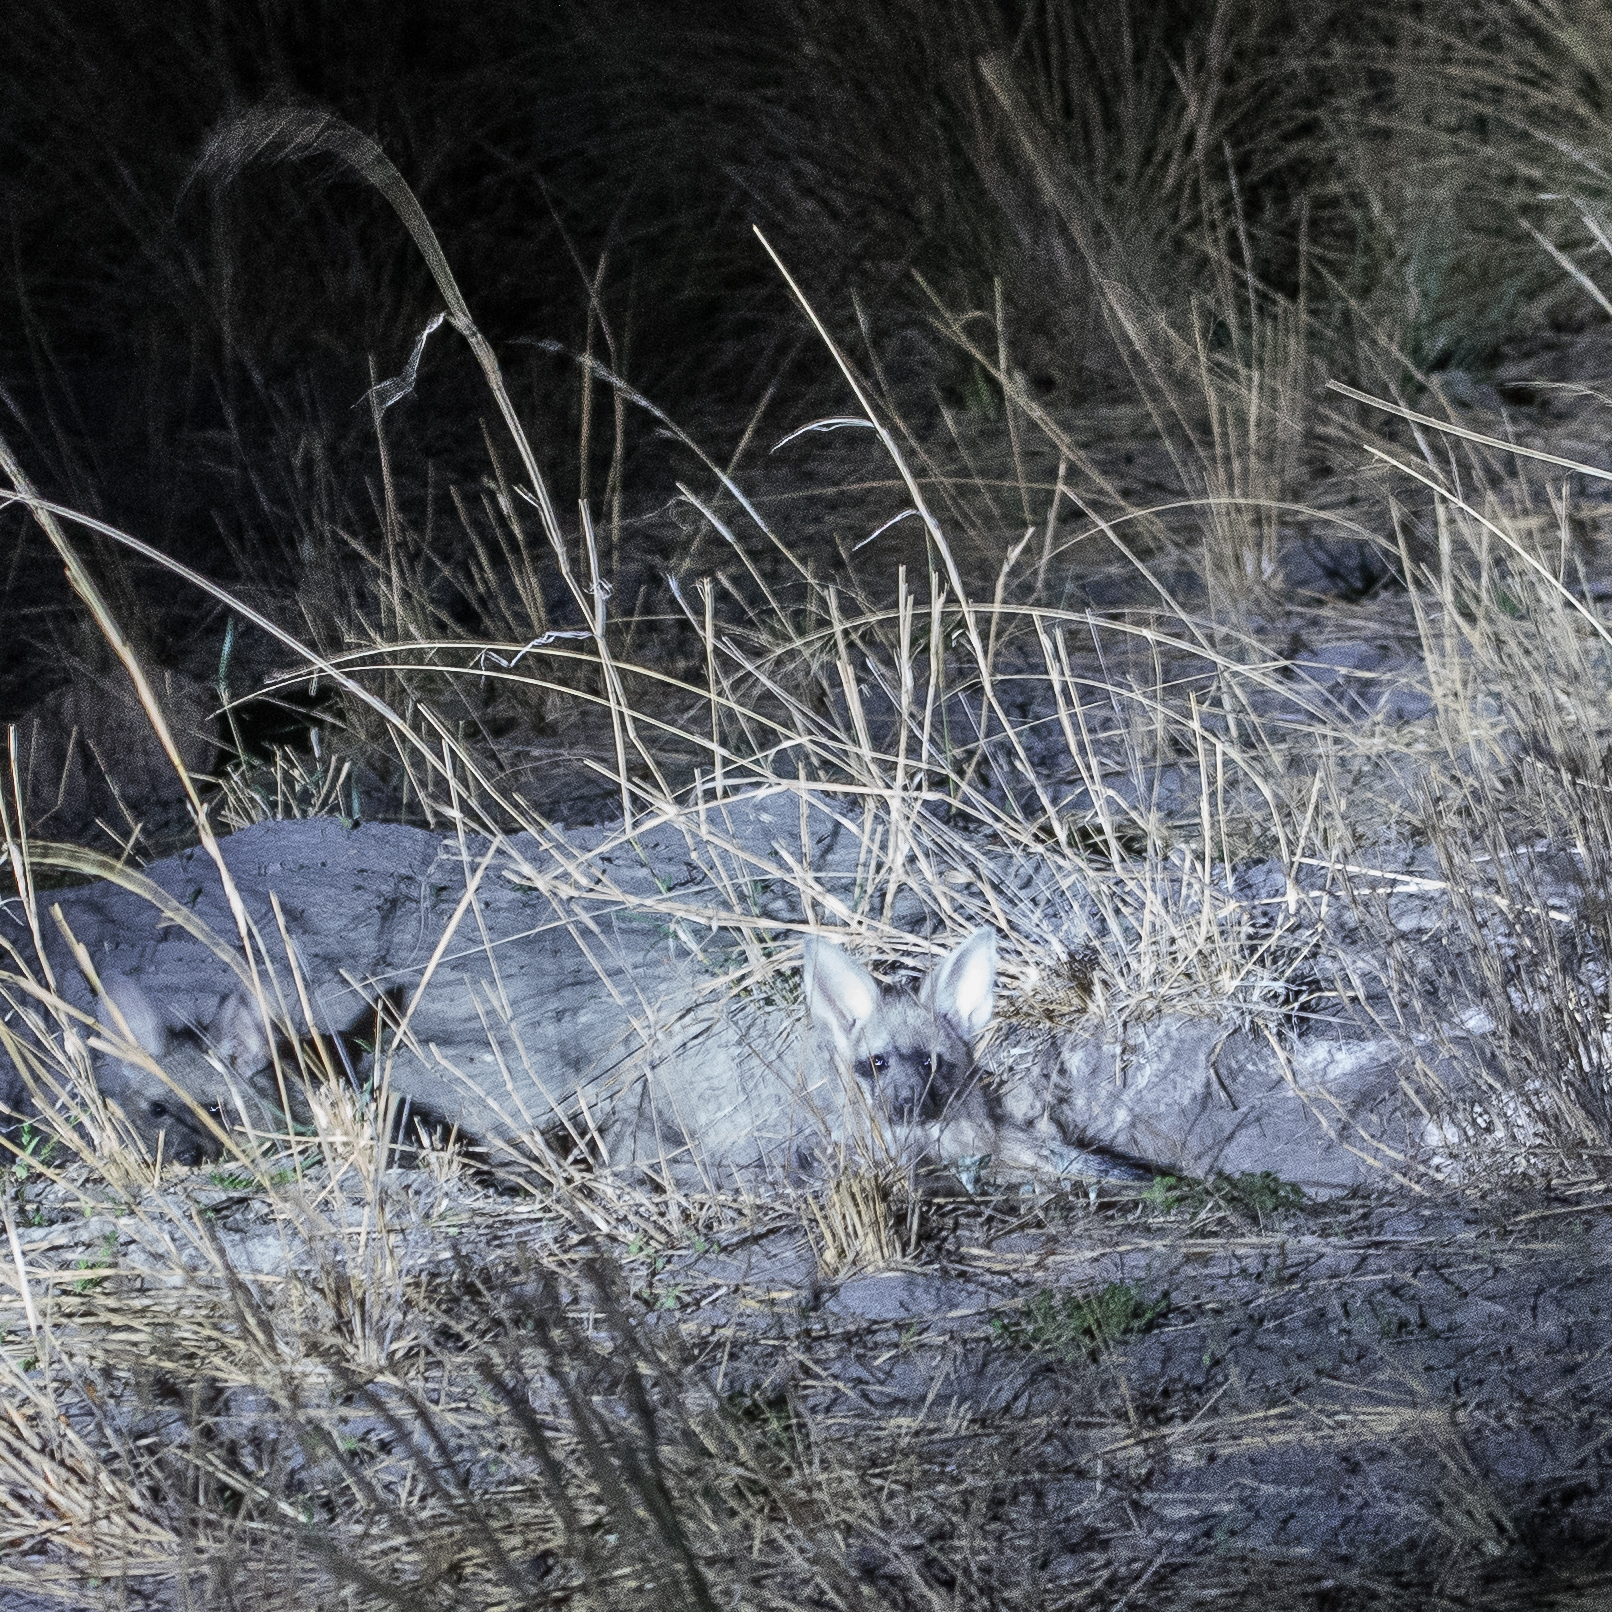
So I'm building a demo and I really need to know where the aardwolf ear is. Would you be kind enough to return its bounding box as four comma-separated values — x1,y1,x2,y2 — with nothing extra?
926,927,997,1041
99,977,169,1064
207,991,273,1079
803,936,880,1060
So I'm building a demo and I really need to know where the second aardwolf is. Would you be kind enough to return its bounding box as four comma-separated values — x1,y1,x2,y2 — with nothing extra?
88,978,397,1167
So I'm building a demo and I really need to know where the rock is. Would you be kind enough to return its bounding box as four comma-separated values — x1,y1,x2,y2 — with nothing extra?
1054,1016,1413,1194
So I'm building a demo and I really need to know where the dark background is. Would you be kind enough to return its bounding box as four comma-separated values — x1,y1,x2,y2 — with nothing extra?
0,0,1601,829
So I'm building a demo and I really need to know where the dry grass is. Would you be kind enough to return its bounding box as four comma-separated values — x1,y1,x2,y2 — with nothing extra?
2,1141,1609,1607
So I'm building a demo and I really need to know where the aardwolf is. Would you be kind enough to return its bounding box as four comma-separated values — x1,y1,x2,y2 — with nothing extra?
562,926,1000,1181
804,928,1159,1183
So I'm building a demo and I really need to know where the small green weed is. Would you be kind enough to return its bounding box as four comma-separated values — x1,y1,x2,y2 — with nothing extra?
992,1281,1169,1361
71,1230,119,1293
725,1388,803,1448
1142,1171,1304,1222
10,1122,58,1183
207,1168,297,1192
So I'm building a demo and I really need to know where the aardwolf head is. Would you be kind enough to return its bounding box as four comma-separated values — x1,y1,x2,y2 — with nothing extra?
803,928,997,1130
96,979,278,1166
93,979,410,1167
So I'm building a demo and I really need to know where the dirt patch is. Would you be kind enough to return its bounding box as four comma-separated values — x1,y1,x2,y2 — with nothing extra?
2,1168,1609,1608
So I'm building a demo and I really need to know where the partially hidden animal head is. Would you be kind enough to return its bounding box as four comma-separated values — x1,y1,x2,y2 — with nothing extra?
96,978,278,1166
803,928,997,1128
